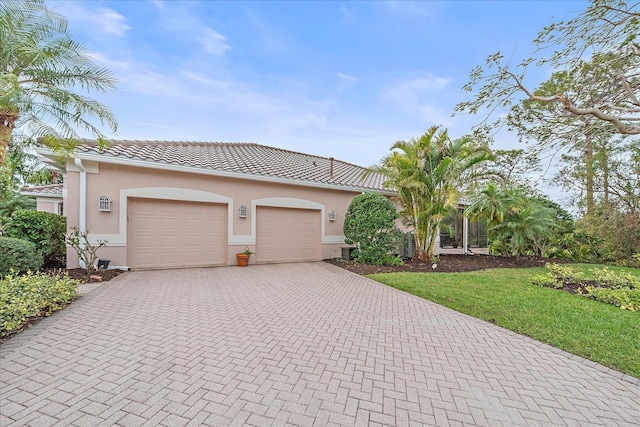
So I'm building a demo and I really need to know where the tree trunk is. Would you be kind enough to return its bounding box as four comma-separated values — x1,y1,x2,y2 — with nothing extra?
585,130,594,215
0,113,17,167
599,143,610,205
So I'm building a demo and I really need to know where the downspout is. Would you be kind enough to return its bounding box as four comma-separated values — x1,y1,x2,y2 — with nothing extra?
74,158,87,268
463,215,469,254
74,158,87,233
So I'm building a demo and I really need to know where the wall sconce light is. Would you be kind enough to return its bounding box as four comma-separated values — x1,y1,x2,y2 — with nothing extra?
98,196,112,212
328,210,337,221
239,205,248,218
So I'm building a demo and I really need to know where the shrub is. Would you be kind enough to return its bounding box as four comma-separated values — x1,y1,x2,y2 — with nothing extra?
4,210,66,266
66,227,107,275
531,263,585,289
0,237,43,277
531,263,640,311
344,193,402,265
581,287,640,312
593,267,638,289
0,271,79,337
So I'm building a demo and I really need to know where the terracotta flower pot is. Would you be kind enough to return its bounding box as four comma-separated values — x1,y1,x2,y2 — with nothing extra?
236,253,250,267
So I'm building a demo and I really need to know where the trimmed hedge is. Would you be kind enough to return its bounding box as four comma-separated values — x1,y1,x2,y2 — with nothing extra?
0,271,79,337
0,236,43,277
344,193,402,265
4,210,66,265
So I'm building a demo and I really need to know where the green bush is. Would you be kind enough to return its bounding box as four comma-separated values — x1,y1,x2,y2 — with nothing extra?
531,263,640,311
0,271,79,337
344,193,402,265
4,210,66,265
593,267,639,289
582,287,640,312
531,263,585,289
0,236,43,276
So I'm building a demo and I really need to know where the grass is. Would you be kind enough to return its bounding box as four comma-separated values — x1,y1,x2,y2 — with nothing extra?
369,264,640,378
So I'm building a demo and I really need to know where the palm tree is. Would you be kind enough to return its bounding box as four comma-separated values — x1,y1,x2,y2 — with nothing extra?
372,126,490,261
466,183,559,258
0,0,117,166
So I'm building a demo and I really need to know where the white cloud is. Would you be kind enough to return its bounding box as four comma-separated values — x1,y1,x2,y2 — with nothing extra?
60,4,131,37
384,73,454,125
86,52,131,70
337,73,358,91
149,0,164,10
201,28,231,56
381,1,434,18
269,113,327,133
96,8,131,36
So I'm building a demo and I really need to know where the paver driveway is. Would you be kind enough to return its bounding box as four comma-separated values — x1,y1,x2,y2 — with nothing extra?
1,262,639,426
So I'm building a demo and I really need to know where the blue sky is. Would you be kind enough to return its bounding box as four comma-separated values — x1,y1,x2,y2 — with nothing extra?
51,0,586,186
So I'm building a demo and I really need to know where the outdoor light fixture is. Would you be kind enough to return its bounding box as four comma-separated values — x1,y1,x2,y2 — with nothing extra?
328,210,337,221
239,205,248,218
98,196,112,212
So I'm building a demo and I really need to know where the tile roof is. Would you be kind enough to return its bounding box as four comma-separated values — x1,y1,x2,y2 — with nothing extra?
20,184,63,197
74,140,388,192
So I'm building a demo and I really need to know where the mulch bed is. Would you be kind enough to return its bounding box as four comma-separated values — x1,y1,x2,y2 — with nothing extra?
43,267,124,283
325,253,559,275
66,268,124,283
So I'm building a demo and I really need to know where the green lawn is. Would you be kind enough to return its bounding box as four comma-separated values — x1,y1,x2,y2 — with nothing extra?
369,264,640,378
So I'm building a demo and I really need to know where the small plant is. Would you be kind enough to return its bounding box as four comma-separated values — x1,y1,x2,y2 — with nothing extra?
531,263,640,311
0,271,79,337
242,247,253,255
66,227,107,275
593,267,638,289
582,286,640,312
531,263,584,289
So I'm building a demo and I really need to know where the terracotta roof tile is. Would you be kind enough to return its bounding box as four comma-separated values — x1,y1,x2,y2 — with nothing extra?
75,140,388,191
20,184,63,197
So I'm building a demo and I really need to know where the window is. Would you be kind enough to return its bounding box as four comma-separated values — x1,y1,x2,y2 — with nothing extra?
440,209,464,248
468,216,488,248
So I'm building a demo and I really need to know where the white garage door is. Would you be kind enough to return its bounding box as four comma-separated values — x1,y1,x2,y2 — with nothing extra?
256,207,321,263
128,198,227,269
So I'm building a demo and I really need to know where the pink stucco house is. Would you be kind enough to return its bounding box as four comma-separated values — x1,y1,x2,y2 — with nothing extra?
34,140,395,269
27,140,487,270
20,183,64,215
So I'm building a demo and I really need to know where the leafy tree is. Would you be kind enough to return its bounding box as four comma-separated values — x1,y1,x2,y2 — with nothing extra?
343,193,402,265
0,0,118,166
372,126,490,261
456,0,640,135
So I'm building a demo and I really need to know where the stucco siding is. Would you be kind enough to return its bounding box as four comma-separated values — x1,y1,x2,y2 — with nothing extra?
65,162,361,268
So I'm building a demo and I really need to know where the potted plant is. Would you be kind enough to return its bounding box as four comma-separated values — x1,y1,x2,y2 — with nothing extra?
236,247,253,267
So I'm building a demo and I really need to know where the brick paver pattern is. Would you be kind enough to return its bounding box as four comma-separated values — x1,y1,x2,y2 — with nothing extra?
1,263,639,426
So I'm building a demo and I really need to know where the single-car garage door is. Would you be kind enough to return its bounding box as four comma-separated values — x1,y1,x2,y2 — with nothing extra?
256,207,321,263
128,198,227,269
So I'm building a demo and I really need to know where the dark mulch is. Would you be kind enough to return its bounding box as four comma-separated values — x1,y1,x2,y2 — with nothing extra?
43,267,124,283
325,253,558,275
65,268,124,283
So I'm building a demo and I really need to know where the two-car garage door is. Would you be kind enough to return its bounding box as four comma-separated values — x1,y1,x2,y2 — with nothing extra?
128,198,227,269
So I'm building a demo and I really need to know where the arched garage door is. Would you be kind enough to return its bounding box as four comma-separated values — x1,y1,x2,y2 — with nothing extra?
128,198,227,269
256,207,321,263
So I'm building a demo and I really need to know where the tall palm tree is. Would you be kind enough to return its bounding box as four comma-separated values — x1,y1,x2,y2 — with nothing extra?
372,126,490,261
0,0,117,166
